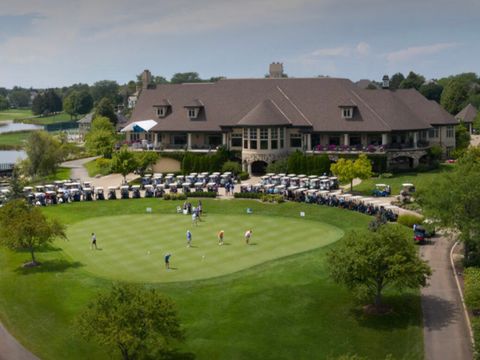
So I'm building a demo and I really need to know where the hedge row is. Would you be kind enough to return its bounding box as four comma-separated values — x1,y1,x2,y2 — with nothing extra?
186,191,217,198
260,194,284,203
464,267,480,359
163,193,187,200
397,214,424,228
234,193,262,199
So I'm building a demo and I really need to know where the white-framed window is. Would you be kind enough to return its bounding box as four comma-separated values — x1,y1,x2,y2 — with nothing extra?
231,133,242,147
429,127,439,138
271,128,278,149
260,128,268,149
446,126,454,138
341,108,353,119
188,108,199,119
280,128,285,148
243,128,249,149
250,128,258,149
130,133,140,141
290,133,302,148
155,106,167,117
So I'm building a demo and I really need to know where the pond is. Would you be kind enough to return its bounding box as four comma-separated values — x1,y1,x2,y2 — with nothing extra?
0,150,26,164
0,120,43,133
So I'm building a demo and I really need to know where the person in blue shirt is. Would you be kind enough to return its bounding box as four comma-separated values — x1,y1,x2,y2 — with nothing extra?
186,230,192,247
164,253,171,270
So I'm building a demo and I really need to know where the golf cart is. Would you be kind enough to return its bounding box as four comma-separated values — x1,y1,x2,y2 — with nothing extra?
329,177,339,190
373,184,391,197
108,186,117,200
83,188,93,201
400,183,416,202
120,185,130,199
413,225,433,244
182,182,191,194
144,184,154,198
45,191,57,205
194,182,204,192
155,184,165,197
207,182,218,193
95,187,105,200
131,185,141,198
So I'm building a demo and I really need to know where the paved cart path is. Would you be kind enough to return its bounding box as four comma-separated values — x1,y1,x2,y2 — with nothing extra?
420,236,473,360
0,322,39,360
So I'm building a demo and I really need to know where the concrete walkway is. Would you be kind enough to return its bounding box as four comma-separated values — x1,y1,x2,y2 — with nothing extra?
420,236,473,360
0,322,38,360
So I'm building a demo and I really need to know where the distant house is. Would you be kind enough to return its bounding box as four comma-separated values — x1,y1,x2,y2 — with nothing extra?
455,103,477,134
122,67,457,173
77,112,129,140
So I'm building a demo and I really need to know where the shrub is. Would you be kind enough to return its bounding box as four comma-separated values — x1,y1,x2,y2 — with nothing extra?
378,173,393,178
472,317,480,360
94,158,112,176
260,194,284,203
187,191,217,198
163,193,187,201
221,161,242,174
465,267,480,311
397,214,424,228
234,192,262,199
238,171,249,181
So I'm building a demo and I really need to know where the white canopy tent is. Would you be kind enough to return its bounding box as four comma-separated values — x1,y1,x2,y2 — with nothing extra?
121,120,158,133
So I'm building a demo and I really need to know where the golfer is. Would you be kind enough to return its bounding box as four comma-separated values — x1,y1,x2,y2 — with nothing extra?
218,230,225,245
91,232,97,250
192,212,198,226
186,230,192,247
244,229,252,245
164,253,171,270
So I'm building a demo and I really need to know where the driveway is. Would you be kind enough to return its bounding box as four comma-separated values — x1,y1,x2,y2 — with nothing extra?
420,236,473,360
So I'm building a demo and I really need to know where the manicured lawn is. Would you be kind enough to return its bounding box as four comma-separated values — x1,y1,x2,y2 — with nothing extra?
0,109,32,121
353,164,454,196
0,200,423,360
84,158,111,177
19,112,74,125
0,130,33,148
41,167,71,182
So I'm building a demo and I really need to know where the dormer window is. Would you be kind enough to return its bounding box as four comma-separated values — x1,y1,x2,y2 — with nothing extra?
188,108,200,119
156,106,167,118
342,107,353,119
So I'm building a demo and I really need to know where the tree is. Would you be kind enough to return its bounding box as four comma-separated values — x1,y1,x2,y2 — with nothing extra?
24,131,65,177
327,224,431,308
389,73,405,90
94,97,117,125
170,72,203,84
0,200,66,265
63,90,93,119
135,151,158,176
0,95,9,110
331,154,372,191
85,117,117,158
399,71,425,90
8,88,30,108
222,161,242,174
31,89,62,115
75,284,184,360
418,148,480,265
419,82,443,103
441,78,470,114
90,80,120,103
7,166,25,201
111,146,137,183
454,123,471,156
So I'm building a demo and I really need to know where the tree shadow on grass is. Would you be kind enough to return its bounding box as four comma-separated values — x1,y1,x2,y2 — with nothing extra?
15,259,84,275
350,293,423,330
161,350,196,360
17,244,63,253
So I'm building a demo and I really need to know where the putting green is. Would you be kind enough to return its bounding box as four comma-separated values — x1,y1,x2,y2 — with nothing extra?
61,213,343,282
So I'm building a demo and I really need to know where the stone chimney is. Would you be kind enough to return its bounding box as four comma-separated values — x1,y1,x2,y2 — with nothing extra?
269,62,284,78
141,69,152,89
382,75,390,89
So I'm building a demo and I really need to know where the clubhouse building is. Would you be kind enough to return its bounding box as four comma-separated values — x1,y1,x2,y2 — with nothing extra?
123,66,457,174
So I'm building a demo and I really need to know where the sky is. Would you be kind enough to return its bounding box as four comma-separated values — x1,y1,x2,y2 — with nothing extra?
0,0,479,88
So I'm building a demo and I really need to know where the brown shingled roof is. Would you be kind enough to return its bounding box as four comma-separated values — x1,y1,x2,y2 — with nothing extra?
456,103,478,123
236,99,292,126
129,78,454,133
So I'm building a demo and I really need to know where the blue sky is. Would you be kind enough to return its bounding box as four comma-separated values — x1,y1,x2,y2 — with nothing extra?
0,0,478,88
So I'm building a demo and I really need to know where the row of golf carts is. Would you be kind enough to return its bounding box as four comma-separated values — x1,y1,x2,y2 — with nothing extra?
141,172,234,190
241,173,339,194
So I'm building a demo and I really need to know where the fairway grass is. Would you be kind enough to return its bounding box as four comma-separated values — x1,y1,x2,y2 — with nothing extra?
0,200,423,360
64,214,343,282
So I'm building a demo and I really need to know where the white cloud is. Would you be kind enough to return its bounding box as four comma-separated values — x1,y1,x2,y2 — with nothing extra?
386,42,459,63
356,42,370,56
